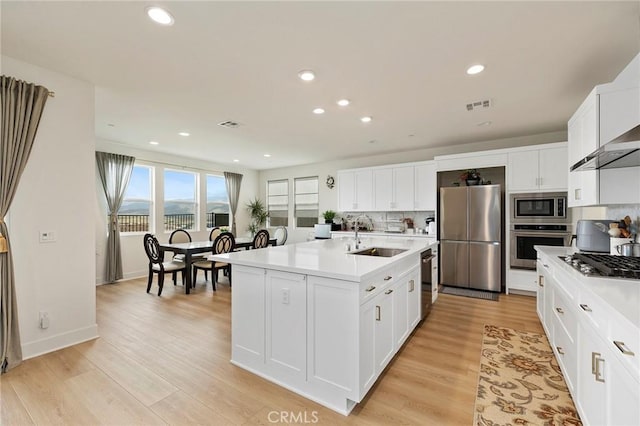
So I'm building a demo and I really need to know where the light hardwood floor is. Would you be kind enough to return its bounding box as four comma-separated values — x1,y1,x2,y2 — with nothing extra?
1,276,543,425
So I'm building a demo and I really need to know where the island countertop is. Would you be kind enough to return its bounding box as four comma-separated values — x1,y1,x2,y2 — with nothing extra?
211,236,437,282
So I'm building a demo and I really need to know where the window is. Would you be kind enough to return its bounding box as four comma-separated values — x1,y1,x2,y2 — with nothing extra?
294,176,318,228
206,174,230,228
268,180,289,227
119,165,152,233
164,169,197,231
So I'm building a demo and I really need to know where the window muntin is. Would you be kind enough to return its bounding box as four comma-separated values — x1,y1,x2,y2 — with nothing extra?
206,174,230,228
294,177,318,228
119,165,152,233
268,179,289,227
164,169,197,231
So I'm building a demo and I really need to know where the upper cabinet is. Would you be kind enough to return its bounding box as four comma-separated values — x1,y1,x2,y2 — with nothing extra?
338,169,373,212
373,166,415,211
508,145,568,192
414,162,437,211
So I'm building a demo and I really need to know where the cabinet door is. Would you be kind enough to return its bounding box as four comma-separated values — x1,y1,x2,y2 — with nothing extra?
359,300,377,395
538,146,568,191
407,269,421,329
373,168,393,211
393,279,409,349
536,261,545,323
608,350,640,426
431,250,439,303
577,322,607,426
232,266,266,368
375,290,394,371
338,171,356,212
393,166,415,210
355,169,373,211
508,150,539,191
414,162,436,211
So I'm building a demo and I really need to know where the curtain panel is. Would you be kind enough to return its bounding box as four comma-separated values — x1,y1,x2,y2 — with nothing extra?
96,152,135,283
0,75,50,372
224,172,243,236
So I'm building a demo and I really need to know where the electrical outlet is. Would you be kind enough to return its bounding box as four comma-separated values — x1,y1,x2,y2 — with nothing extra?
39,230,56,243
39,311,50,329
282,288,290,305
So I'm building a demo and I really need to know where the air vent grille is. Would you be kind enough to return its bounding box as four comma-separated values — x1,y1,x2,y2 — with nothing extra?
218,120,240,128
466,99,492,111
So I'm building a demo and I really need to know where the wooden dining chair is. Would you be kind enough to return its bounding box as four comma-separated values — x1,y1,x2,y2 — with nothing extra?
209,227,221,241
192,232,235,290
143,233,186,296
252,229,270,249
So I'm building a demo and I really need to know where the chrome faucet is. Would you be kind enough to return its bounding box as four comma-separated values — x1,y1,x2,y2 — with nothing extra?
353,214,370,250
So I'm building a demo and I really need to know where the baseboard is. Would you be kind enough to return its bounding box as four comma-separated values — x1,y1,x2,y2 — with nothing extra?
22,324,99,360
508,289,536,297
96,271,146,285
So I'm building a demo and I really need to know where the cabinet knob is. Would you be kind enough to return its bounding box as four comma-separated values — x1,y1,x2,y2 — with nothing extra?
365,285,376,292
556,346,565,355
384,289,393,295
579,304,592,312
555,307,564,314
613,340,635,356
384,276,392,281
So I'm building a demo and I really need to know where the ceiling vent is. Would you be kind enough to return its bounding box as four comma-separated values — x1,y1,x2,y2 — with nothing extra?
218,120,240,128
466,99,492,111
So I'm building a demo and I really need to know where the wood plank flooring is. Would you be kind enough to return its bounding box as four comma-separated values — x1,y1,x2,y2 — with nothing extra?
1,276,543,425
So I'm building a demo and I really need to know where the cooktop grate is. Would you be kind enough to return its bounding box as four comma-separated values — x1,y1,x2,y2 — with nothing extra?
573,253,640,279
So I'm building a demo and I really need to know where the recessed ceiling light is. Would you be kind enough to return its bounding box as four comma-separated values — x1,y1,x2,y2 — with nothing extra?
233,159,239,162
149,141,159,145
178,132,190,136
298,70,315,81
146,6,174,25
477,121,492,127
264,154,271,158
466,64,485,75
337,99,350,107
361,116,372,123
313,108,325,114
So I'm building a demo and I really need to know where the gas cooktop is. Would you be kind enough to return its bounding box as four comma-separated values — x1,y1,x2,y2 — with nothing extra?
559,253,640,279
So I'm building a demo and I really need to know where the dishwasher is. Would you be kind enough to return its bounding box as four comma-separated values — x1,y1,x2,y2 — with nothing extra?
421,249,435,319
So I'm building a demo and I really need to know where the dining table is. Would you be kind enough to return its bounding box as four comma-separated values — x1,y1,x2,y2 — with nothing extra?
158,237,276,294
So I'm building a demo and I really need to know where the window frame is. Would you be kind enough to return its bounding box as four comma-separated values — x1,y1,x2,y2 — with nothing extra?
205,173,231,229
267,179,289,227
163,168,199,233
294,176,319,229
118,163,154,234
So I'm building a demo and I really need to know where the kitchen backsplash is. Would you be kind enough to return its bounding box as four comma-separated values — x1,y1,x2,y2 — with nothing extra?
606,204,640,240
337,211,435,232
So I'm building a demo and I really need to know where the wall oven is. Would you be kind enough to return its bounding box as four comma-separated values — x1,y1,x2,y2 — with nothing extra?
510,224,572,269
511,192,567,224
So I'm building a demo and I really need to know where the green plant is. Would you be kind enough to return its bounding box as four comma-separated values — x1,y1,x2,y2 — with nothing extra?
322,210,336,221
246,197,269,234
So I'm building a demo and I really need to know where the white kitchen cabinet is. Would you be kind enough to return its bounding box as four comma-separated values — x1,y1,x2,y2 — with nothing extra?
407,268,421,329
508,145,567,192
431,246,439,303
414,161,436,211
231,265,267,368
568,90,600,207
374,287,395,371
373,166,414,211
393,276,409,349
338,169,373,212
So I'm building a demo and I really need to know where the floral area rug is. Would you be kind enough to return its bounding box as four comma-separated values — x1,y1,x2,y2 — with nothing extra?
474,325,582,426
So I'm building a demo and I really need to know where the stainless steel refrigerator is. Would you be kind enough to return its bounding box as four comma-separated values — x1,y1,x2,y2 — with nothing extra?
440,184,501,291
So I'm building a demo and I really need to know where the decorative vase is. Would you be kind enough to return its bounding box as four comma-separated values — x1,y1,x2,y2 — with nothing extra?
465,179,480,186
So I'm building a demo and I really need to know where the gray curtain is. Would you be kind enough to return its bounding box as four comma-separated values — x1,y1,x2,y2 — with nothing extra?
224,172,243,236
1,75,49,372
96,152,135,283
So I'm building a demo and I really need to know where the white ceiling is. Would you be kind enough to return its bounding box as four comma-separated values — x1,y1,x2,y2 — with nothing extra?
2,1,639,170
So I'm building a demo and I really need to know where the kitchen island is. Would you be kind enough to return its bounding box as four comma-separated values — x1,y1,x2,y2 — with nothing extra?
211,236,437,414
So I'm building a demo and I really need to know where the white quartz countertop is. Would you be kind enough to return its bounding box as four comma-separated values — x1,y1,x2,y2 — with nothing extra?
535,246,640,328
331,230,436,239
211,236,437,282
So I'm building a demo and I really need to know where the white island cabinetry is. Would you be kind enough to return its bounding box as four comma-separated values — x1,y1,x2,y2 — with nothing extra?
218,238,434,415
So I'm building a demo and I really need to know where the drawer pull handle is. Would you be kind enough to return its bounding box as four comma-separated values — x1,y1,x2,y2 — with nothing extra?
365,286,376,292
555,307,564,314
538,275,544,287
409,280,414,292
384,276,392,281
613,341,635,356
556,346,564,355
375,305,381,321
593,353,605,383
580,304,592,312
543,264,549,268
385,289,393,295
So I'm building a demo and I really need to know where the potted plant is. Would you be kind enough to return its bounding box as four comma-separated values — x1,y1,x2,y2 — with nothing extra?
460,169,481,186
322,210,336,224
246,197,269,236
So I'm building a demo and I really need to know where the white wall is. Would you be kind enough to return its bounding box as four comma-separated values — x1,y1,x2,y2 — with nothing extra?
2,56,98,359
95,139,259,283
259,131,567,243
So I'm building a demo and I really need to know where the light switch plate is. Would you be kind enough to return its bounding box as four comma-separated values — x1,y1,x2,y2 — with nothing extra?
39,230,56,243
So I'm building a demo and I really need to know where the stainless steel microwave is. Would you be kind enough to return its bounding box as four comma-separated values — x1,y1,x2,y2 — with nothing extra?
511,192,568,223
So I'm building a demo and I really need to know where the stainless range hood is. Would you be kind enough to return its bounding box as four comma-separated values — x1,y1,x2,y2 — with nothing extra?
571,124,640,172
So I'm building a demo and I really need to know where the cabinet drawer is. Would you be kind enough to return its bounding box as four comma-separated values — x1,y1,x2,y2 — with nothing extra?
552,311,577,393
552,288,577,343
607,314,640,381
359,273,391,304
577,289,608,332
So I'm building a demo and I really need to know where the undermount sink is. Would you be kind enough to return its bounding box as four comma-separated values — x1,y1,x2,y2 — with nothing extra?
349,247,407,257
